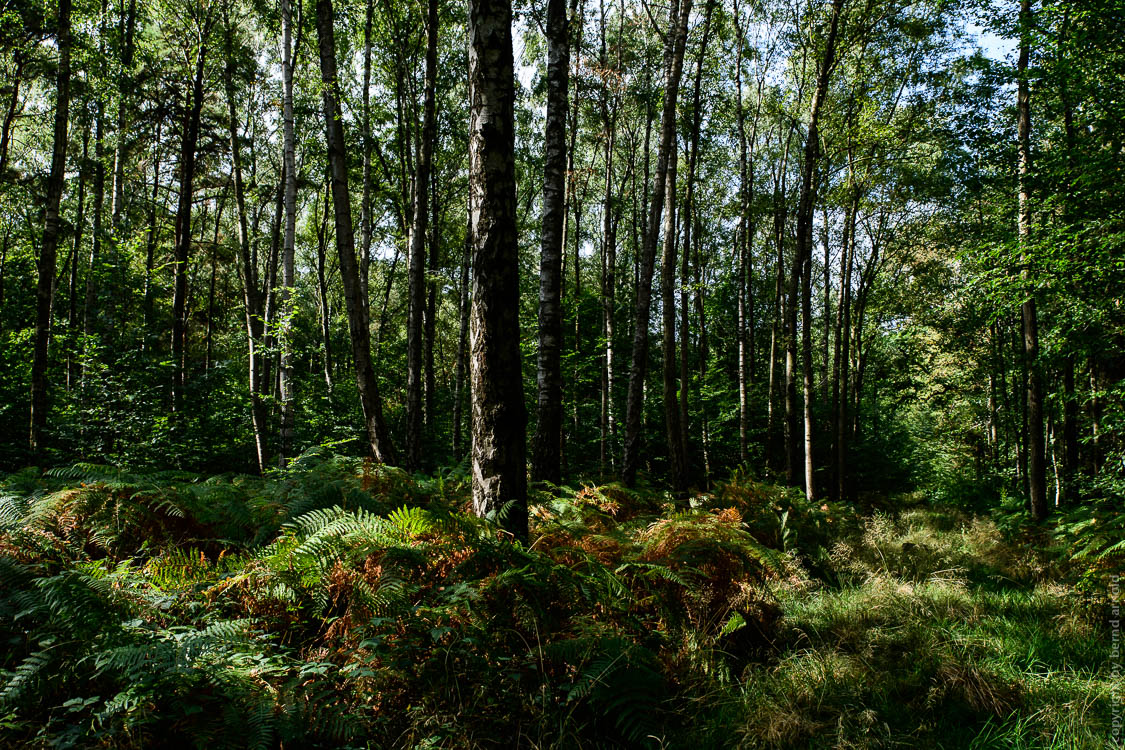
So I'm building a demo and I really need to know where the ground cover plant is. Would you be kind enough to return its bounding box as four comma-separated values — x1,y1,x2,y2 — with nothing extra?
1,454,1117,749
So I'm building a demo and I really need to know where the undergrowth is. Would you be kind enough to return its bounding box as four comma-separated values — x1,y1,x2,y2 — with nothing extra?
0,453,1117,748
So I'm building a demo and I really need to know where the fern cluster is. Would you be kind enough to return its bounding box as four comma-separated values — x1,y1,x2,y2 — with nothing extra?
0,453,825,748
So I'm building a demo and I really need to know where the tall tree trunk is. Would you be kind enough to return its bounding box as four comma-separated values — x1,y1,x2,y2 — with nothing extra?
405,0,439,471
360,0,374,300
452,218,471,460
0,226,8,330
1017,0,1046,520
820,202,831,405
467,0,527,538
142,122,161,339
531,0,569,485
29,0,71,451
315,182,335,392
110,0,137,227
622,0,692,488
424,177,440,427
694,223,711,484
734,0,749,463
766,127,793,461
204,192,226,370
67,124,89,390
787,0,843,498
224,11,267,472
1058,10,1079,503
171,33,209,414
278,0,298,466
801,239,816,499
834,186,857,501
262,162,285,411
597,0,621,473
316,0,398,465
676,0,715,485
81,100,105,393
0,53,24,178
661,140,686,492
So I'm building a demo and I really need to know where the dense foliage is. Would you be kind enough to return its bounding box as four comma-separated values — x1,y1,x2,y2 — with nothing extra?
0,455,1116,748
1,0,1123,743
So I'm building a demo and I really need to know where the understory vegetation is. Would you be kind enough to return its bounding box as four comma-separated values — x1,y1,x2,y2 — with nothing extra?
1,452,1116,749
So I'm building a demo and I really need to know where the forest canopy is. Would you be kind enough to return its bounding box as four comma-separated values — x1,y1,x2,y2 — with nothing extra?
0,0,1123,744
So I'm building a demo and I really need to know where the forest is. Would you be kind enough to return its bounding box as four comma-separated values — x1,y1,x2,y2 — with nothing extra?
0,0,1122,744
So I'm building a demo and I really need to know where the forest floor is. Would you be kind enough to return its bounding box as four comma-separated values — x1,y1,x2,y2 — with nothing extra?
724,507,1115,748
0,458,1117,748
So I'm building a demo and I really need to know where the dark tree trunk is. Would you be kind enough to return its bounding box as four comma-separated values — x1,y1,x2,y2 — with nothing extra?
597,0,622,473
452,218,471,460
110,0,136,227
315,182,334,392
67,124,89,390
733,0,749,462
278,0,298,466
674,0,715,487
787,0,843,498
224,11,268,472
171,36,209,413
0,53,23,178
142,122,161,339
531,0,569,484
467,0,527,538
1017,0,1046,521
360,0,374,300
316,0,397,465
661,142,686,492
766,127,793,462
405,0,438,470
29,0,72,451
622,0,692,487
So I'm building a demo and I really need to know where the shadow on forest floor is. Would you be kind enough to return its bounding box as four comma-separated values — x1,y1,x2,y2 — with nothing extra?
710,508,1114,749
0,459,1116,749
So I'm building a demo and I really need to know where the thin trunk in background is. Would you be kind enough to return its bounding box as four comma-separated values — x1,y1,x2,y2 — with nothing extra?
67,124,89,389
452,218,471,460
787,0,844,498
316,0,398,465
1017,0,1046,520
110,0,137,227
171,21,210,414
224,10,268,472
622,0,692,487
315,181,335,392
29,0,72,451
405,0,439,471
278,0,298,466
531,0,570,484
360,0,374,299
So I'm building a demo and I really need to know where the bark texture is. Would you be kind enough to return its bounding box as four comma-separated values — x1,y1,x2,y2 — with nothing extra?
531,0,570,485
468,0,528,539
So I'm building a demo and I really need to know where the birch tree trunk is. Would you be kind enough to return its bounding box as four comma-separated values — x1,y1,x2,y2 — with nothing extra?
531,0,569,484
405,0,439,470
278,0,298,466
